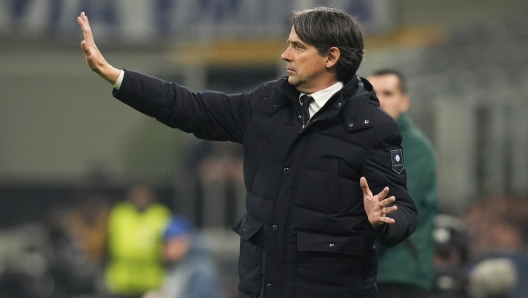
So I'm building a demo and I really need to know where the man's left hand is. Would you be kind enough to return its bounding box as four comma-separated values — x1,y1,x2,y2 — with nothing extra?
360,177,397,227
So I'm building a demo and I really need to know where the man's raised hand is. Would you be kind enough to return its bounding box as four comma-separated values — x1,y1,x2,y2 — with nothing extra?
77,12,120,85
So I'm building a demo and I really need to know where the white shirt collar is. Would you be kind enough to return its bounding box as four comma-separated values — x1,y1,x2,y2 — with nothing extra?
300,81,344,115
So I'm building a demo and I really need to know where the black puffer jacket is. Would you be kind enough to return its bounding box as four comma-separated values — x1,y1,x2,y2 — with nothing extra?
113,71,418,298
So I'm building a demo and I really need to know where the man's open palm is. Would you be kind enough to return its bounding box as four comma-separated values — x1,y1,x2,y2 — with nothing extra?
77,12,120,84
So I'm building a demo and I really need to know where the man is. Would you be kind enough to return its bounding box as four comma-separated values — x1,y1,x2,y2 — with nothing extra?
78,7,418,298
105,185,172,297
368,70,438,298
143,216,220,298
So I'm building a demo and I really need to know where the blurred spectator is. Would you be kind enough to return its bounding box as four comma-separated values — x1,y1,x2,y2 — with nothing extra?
463,195,528,298
368,69,438,297
45,202,99,296
432,214,470,298
197,142,244,228
143,216,221,298
0,202,100,297
464,195,527,256
68,195,111,264
468,258,517,298
197,142,244,183
104,185,171,298
0,223,54,298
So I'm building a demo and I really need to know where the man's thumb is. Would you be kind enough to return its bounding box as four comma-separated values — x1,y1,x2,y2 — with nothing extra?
81,40,89,52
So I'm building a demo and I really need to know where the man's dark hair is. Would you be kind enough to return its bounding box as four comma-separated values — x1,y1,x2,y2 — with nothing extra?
370,69,408,94
290,7,364,83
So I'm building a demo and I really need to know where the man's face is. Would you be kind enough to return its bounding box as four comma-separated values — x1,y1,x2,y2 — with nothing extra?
128,186,154,211
281,27,331,93
163,236,191,263
368,74,409,120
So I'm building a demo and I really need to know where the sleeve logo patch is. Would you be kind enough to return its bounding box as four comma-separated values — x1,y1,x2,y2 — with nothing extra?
390,149,405,174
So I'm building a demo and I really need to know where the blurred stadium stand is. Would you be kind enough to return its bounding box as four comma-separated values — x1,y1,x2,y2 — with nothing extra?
1,0,528,297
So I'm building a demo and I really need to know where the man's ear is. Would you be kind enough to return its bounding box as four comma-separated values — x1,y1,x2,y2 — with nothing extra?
400,95,411,114
326,47,340,68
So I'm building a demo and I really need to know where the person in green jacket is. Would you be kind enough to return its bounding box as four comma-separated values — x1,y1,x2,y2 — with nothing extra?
368,69,438,298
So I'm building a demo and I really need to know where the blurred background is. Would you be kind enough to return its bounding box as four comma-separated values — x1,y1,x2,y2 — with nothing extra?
1,0,528,297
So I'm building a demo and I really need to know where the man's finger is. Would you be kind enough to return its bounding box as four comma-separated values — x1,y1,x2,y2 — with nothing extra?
375,186,390,201
80,12,93,41
380,216,396,225
382,205,398,215
78,12,94,43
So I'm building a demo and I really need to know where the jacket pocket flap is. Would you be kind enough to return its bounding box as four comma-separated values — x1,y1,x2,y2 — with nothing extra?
297,231,364,256
231,214,264,241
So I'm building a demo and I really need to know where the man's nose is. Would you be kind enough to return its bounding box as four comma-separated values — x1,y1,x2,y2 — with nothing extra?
281,47,291,61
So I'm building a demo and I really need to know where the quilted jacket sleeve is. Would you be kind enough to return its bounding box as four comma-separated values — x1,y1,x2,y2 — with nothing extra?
362,120,418,247
112,69,253,143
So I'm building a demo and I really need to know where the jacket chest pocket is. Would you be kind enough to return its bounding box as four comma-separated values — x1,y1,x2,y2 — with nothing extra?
231,214,264,297
294,231,364,298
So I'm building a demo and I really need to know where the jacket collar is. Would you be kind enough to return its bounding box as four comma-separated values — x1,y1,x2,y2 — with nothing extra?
277,77,300,101
276,76,379,133
277,75,359,101
341,76,379,133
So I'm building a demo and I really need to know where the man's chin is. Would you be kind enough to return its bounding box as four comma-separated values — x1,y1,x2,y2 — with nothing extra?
287,76,299,86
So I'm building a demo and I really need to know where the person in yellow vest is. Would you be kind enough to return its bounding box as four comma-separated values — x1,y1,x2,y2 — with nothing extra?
104,185,172,298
